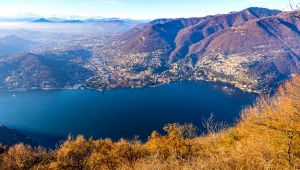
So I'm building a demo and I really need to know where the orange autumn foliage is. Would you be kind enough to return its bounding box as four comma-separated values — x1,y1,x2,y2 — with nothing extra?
0,76,299,170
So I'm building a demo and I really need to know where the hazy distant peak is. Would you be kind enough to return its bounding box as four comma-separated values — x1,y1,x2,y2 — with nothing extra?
32,18,52,23
0,34,31,42
0,34,35,56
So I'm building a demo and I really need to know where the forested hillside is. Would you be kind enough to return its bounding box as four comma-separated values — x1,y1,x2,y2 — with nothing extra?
0,76,299,169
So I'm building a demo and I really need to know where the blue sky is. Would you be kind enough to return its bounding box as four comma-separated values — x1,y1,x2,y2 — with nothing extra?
0,0,295,19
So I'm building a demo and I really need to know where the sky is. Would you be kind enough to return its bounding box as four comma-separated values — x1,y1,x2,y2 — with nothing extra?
0,0,296,19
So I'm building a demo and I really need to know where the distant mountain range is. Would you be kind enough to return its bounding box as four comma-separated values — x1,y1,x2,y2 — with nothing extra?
30,17,146,24
0,15,147,25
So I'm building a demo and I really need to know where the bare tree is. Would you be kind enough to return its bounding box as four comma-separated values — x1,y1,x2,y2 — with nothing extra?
289,0,300,16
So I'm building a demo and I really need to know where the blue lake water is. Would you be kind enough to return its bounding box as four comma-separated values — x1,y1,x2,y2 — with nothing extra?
0,81,257,146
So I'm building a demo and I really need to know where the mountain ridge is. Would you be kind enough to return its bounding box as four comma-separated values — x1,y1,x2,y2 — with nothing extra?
119,7,300,92
120,7,282,56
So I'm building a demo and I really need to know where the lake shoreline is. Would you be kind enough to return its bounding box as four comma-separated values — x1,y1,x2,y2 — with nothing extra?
0,80,258,148
0,79,259,95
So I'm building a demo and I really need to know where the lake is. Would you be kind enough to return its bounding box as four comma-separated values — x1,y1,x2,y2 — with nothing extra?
0,81,257,147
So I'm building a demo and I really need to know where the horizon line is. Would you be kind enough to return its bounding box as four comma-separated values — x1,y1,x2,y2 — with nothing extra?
0,6,288,21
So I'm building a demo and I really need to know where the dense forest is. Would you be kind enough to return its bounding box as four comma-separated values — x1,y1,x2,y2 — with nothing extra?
0,76,299,169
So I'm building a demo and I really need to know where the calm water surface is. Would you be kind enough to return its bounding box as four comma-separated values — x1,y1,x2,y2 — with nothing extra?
0,81,257,146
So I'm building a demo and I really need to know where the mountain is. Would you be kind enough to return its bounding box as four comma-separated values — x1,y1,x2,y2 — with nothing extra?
0,49,95,91
0,35,35,56
0,125,36,146
120,7,300,92
120,17,203,54
32,18,52,23
120,7,281,55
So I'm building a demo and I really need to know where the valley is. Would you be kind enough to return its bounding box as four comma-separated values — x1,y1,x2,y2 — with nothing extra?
0,1,299,169
0,7,299,93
